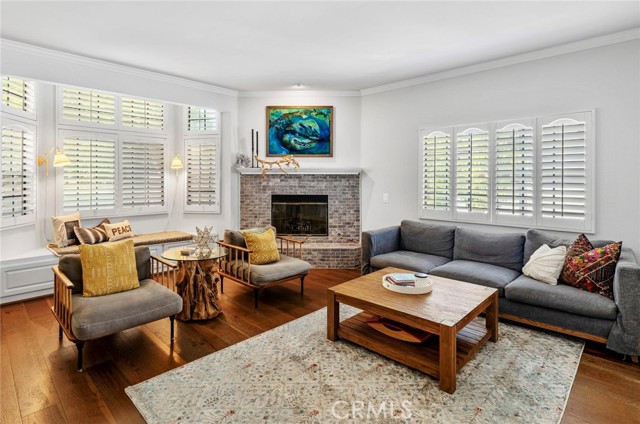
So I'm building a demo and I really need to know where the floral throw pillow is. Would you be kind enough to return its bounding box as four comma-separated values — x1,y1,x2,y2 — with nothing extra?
561,240,622,299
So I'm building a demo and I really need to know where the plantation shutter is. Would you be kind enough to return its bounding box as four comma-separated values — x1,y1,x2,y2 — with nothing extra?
62,134,116,213
187,107,218,132
122,140,165,209
2,76,35,116
494,122,535,226
455,127,490,220
419,129,452,219
1,123,36,226
62,88,115,125
185,139,220,213
121,97,164,130
540,112,591,231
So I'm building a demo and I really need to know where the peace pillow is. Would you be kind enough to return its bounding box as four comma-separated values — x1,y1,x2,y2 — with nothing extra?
103,220,134,242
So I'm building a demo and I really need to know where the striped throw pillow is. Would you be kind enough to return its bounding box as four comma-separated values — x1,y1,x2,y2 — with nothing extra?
74,226,109,245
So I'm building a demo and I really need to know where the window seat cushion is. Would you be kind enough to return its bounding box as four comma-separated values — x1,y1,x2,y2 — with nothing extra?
47,230,193,256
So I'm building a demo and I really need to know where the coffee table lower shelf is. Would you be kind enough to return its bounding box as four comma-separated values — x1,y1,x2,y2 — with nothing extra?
338,312,491,378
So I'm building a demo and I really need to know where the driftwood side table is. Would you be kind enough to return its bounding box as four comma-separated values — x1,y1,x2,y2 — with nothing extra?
162,245,228,321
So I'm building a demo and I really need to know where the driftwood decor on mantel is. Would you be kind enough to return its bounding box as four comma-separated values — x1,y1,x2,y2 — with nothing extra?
255,154,300,177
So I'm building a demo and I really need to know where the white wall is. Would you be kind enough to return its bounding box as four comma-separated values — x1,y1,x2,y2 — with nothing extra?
236,93,361,229
361,40,640,253
237,93,361,168
0,42,239,260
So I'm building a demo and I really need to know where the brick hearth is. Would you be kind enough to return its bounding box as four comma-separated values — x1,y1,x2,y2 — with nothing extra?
238,169,361,269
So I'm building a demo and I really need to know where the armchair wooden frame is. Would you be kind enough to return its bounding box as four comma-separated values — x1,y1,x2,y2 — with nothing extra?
51,255,179,372
216,236,308,308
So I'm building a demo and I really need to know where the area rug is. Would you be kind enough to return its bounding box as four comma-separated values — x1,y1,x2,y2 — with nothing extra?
126,307,584,423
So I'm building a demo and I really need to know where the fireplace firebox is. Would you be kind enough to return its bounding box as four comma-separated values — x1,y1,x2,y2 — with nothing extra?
271,194,328,236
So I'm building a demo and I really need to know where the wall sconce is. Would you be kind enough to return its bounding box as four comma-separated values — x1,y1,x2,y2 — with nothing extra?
37,147,71,176
170,154,184,176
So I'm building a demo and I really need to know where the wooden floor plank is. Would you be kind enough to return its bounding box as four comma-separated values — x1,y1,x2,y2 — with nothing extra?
1,268,638,424
1,304,62,418
21,404,66,424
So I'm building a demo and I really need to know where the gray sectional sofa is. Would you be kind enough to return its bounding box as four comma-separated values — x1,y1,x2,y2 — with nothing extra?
362,220,640,356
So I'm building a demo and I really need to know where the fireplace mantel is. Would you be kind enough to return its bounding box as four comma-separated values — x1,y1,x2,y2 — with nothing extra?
237,167,361,175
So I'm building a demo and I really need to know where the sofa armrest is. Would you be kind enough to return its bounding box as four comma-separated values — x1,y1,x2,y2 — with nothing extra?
361,226,400,275
607,248,640,356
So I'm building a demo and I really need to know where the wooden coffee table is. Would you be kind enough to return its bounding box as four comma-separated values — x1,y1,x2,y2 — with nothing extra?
327,267,498,394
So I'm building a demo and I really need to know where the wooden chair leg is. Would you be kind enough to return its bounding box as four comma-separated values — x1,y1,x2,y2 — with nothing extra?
300,276,305,296
76,341,85,373
220,276,224,293
58,326,63,340
170,315,176,343
254,288,259,309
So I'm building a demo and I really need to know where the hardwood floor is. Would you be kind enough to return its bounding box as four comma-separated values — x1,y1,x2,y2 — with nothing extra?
1,268,638,424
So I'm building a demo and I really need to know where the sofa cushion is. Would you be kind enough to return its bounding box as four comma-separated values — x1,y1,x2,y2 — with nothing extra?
370,251,450,273
400,220,456,259
71,279,182,341
453,228,525,272
505,274,617,320
524,229,615,264
79,239,139,297
429,260,520,296
222,254,311,286
242,228,280,265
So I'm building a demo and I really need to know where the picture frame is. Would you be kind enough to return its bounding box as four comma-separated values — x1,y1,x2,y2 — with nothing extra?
266,106,333,157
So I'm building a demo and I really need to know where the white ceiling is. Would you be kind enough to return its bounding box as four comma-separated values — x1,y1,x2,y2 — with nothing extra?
1,1,639,92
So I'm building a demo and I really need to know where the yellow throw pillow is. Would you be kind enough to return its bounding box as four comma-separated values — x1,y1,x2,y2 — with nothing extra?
103,220,134,241
242,228,280,265
79,239,140,297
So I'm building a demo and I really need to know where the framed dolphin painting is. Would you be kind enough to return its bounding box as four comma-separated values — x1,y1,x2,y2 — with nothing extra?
266,106,333,157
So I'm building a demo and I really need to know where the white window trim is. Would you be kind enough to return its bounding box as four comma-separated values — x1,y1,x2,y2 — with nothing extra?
493,118,537,228
418,127,453,221
57,86,118,130
120,135,168,215
183,106,220,135
1,76,37,121
1,117,37,229
418,110,595,233
57,86,168,134
184,136,221,214
453,123,492,224
121,96,167,134
56,129,118,218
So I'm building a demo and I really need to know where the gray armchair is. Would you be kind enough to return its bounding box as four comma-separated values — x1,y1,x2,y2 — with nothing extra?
217,228,311,308
52,246,183,371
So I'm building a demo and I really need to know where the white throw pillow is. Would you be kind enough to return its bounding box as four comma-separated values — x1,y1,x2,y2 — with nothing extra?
103,220,134,241
522,244,567,285
51,212,82,247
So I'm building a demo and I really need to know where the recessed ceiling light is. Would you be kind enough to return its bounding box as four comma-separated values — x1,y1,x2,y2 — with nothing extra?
293,83,304,88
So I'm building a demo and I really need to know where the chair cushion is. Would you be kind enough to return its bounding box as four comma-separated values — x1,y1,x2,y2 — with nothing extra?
505,274,618,320
242,228,280,265
223,255,311,286
80,239,140,297
60,246,151,294
429,260,521,296
453,228,525,272
71,279,182,341
399,220,456,259
370,251,450,273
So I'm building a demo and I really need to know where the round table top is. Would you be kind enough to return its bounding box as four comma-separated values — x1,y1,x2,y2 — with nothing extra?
162,245,228,262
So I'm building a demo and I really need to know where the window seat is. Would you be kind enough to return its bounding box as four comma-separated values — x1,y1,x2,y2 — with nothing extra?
46,230,194,256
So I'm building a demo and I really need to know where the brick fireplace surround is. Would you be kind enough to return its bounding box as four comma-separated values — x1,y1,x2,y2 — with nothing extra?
238,169,361,269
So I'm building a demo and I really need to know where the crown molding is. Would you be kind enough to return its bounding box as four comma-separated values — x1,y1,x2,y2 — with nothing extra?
239,90,361,97
0,39,239,97
361,27,640,96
